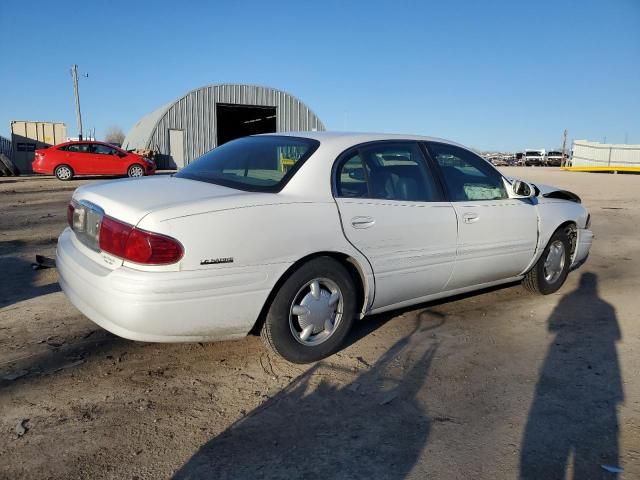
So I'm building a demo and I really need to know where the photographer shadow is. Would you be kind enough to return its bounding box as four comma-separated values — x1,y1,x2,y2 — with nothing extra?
520,272,623,478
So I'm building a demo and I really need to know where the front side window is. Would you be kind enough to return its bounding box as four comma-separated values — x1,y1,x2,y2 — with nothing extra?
175,136,319,192
336,142,441,202
427,142,507,201
93,144,118,155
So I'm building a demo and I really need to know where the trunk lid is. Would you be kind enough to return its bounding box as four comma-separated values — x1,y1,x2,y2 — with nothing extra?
72,175,247,226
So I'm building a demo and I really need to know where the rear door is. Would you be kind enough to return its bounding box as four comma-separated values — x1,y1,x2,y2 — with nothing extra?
64,143,93,174
334,141,457,310
425,142,538,289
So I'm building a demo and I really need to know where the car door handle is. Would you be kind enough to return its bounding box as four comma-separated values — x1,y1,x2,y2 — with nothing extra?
351,216,376,229
463,212,480,223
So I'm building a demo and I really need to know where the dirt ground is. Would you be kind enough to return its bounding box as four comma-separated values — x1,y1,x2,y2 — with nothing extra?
1,168,639,479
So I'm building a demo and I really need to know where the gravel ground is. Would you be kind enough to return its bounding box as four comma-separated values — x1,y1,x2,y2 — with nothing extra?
1,168,639,479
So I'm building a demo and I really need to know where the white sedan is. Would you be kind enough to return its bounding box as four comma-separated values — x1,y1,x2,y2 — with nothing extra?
57,132,593,363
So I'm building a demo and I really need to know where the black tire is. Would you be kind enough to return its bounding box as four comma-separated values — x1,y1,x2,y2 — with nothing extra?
127,164,145,177
523,228,571,295
54,164,74,181
0,153,18,176
261,257,358,363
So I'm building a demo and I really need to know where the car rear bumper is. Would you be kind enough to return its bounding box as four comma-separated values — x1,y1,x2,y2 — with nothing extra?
570,228,593,270
31,160,51,174
56,228,275,342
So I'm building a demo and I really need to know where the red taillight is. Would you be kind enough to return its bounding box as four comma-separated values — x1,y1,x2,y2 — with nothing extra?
98,216,183,265
67,203,75,227
99,216,132,258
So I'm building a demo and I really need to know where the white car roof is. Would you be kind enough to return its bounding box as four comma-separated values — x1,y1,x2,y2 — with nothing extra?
261,131,466,150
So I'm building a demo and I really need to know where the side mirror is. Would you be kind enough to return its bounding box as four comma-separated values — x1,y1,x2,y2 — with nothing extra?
512,179,534,197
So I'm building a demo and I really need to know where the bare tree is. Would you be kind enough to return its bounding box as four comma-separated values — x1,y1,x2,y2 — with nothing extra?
104,126,125,145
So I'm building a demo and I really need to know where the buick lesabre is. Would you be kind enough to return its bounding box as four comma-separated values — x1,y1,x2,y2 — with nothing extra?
57,132,593,363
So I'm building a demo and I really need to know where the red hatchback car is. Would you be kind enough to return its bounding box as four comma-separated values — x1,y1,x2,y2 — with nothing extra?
32,141,156,180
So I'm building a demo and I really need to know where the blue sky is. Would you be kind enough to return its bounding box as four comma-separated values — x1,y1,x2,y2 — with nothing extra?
0,0,638,151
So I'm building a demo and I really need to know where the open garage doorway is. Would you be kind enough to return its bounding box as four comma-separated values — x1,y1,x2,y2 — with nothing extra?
216,104,277,146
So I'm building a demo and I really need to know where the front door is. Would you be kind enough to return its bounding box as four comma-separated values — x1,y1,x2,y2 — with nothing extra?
426,142,538,289
334,141,457,310
92,143,124,174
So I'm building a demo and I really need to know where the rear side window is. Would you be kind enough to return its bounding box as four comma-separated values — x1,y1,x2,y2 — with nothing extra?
335,142,441,202
337,154,370,198
427,142,508,201
175,136,319,192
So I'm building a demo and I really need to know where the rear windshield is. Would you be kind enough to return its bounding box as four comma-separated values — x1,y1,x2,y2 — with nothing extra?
175,136,320,192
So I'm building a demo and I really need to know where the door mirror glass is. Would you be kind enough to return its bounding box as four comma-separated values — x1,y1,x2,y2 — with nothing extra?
512,179,534,197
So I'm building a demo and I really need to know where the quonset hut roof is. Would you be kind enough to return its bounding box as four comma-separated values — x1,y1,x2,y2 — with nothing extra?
122,101,173,151
122,84,325,167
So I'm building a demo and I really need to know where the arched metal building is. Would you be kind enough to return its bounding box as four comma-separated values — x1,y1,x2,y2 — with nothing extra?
122,84,325,169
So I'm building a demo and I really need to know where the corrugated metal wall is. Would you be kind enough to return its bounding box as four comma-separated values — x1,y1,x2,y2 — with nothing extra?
0,135,11,158
572,140,640,168
139,84,325,169
10,121,67,173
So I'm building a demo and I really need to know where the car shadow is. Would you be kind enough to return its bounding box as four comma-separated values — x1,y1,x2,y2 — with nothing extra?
0,329,128,390
173,316,443,479
0,256,60,309
0,253,132,389
340,279,520,352
519,272,623,478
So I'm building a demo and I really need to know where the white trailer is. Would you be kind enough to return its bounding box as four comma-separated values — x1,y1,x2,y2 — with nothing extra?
567,140,640,172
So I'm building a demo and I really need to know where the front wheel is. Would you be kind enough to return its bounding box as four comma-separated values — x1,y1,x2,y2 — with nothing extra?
127,164,144,177
523,228,571,295
261,257,357,363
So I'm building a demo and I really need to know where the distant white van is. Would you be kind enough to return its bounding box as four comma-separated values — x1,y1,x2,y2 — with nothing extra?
524,149,546,166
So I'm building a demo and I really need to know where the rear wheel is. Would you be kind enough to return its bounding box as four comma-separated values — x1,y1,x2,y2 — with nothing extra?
523,228,571,294
127,164,144,177
261,257,357,363
54,165,73,181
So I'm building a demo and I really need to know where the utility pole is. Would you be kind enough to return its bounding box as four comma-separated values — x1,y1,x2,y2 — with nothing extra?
70,64,85,140
561,129,567,167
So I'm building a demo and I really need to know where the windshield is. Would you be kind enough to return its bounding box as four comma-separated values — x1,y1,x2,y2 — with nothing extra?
175,135,320,192
526,151,542,156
